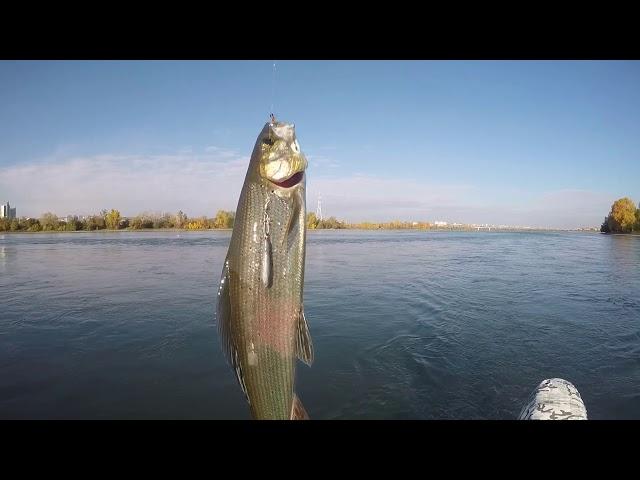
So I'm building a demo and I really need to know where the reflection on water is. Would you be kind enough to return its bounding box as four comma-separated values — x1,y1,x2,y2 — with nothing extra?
608,235,640,276
0,231,639,419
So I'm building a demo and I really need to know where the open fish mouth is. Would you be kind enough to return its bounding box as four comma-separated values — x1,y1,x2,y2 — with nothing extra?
271,171,304,188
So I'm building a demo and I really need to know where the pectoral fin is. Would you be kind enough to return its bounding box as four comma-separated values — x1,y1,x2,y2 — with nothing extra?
217,259,249,402
295,307,314,366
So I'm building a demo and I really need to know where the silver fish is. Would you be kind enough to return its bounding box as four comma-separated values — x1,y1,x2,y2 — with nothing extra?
217,119,313,420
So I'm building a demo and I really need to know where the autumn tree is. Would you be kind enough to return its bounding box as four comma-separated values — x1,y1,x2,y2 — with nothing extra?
105,209,121,230
214,210,235,229
187,217,208,230
306,212,319,229
606,197,637,233
318,216,345,229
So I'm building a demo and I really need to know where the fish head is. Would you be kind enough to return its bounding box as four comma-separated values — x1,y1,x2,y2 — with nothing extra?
257,121,307,189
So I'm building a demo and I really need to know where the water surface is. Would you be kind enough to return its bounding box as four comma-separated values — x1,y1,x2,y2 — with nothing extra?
1,230,638,419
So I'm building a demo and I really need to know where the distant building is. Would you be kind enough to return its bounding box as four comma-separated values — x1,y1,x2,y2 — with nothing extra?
0,202,17,219
434,221,448,227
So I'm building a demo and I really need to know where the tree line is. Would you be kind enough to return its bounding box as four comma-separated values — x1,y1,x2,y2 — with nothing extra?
3,209,438,232
305,212,433,230
0,209,235,232
600,198,640,233
9,204,628,233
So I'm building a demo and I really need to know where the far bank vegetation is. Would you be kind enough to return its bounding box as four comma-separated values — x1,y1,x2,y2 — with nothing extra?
0,209,235,232
305,212,432,230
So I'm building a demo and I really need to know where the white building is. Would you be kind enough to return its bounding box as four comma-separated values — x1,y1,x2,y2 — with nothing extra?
434,221,448,227
1,202,17,219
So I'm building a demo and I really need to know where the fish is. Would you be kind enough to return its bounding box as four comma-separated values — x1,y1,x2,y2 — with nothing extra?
217,119,313,420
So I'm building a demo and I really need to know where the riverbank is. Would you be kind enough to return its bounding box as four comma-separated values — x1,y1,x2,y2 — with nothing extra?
0,228,233,234
0,227,602,235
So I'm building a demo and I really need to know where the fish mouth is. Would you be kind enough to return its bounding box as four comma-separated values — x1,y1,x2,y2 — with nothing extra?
270,171,304,188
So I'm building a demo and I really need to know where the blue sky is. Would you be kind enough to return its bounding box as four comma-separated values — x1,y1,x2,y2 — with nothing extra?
1,60,638,227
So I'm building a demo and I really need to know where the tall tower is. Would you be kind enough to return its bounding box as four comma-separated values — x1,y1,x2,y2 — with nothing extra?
316,195,323,221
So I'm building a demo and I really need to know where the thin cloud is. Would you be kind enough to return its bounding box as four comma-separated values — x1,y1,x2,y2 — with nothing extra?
1,151,249,218
1,154,618,228
307,174,477,222
307,175,615,228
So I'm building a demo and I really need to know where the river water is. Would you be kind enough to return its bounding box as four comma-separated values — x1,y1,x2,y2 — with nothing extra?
1,230,638,419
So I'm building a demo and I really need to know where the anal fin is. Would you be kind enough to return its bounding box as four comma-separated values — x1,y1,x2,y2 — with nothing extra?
291,394,309,420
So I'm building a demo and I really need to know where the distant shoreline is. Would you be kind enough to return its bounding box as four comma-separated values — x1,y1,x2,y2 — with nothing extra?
0,228,233,234
0,228,604,235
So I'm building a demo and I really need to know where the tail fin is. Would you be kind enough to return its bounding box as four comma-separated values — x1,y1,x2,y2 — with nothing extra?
291,394,310,420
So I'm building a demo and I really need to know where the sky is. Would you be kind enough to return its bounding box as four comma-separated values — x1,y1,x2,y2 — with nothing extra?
1,60,639,228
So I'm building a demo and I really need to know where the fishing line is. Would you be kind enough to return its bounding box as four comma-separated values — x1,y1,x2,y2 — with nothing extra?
270,61,277,119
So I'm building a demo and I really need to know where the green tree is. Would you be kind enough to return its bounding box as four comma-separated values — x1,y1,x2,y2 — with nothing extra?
10,218,20,231
635,202,640,232
105,209,121,230
130,216,142,229
65,216,81,231
162,212,175,228
607,197,636,233
27,220,42,232
306,212,319,229
40,212,59,231
85,215,106,230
